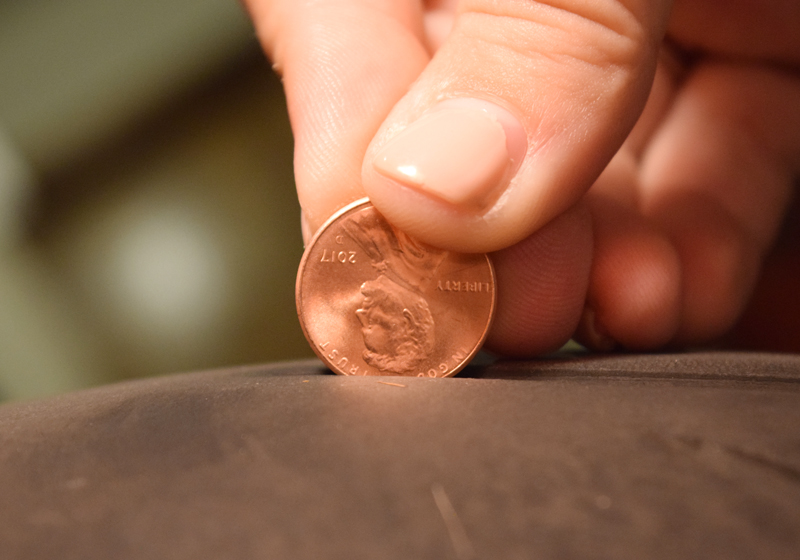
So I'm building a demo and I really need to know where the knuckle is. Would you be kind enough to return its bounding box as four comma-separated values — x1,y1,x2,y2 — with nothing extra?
458,0,652,70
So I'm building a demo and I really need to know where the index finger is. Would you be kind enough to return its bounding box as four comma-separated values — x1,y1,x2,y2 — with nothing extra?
244,0,430,236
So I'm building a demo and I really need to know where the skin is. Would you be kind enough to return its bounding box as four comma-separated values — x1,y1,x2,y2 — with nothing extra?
245,0,800,355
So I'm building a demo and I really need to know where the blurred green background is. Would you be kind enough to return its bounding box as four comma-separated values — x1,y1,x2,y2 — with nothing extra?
0,0,314,401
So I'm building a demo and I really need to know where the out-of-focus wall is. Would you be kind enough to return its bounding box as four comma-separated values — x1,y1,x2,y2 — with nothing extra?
0,0,312,401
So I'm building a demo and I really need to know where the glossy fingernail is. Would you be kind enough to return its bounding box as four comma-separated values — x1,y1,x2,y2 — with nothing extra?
372,99,526,210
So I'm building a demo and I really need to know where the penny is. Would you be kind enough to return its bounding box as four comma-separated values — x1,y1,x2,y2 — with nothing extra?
296,199,495,377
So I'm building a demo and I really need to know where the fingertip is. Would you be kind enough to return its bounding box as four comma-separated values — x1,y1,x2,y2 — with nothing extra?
648,194,760,344
584,194,681,350
484,203,592,357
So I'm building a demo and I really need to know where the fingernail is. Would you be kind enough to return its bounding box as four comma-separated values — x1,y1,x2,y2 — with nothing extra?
300,209,313,246
576,307,617,352
372,99,526,210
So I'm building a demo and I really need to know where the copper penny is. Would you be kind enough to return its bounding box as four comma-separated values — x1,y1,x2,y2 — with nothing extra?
296,199,495,377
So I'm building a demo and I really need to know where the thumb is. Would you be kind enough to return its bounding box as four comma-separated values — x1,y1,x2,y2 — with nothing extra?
363,0,672,252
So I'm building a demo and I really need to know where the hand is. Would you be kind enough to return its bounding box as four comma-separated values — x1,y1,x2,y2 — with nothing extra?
245,0,800,355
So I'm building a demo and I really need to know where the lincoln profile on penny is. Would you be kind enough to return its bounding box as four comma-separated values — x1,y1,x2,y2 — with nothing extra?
343,209,445,375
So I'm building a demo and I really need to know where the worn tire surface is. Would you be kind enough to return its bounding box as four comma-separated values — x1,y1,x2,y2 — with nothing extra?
1,352,798,559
